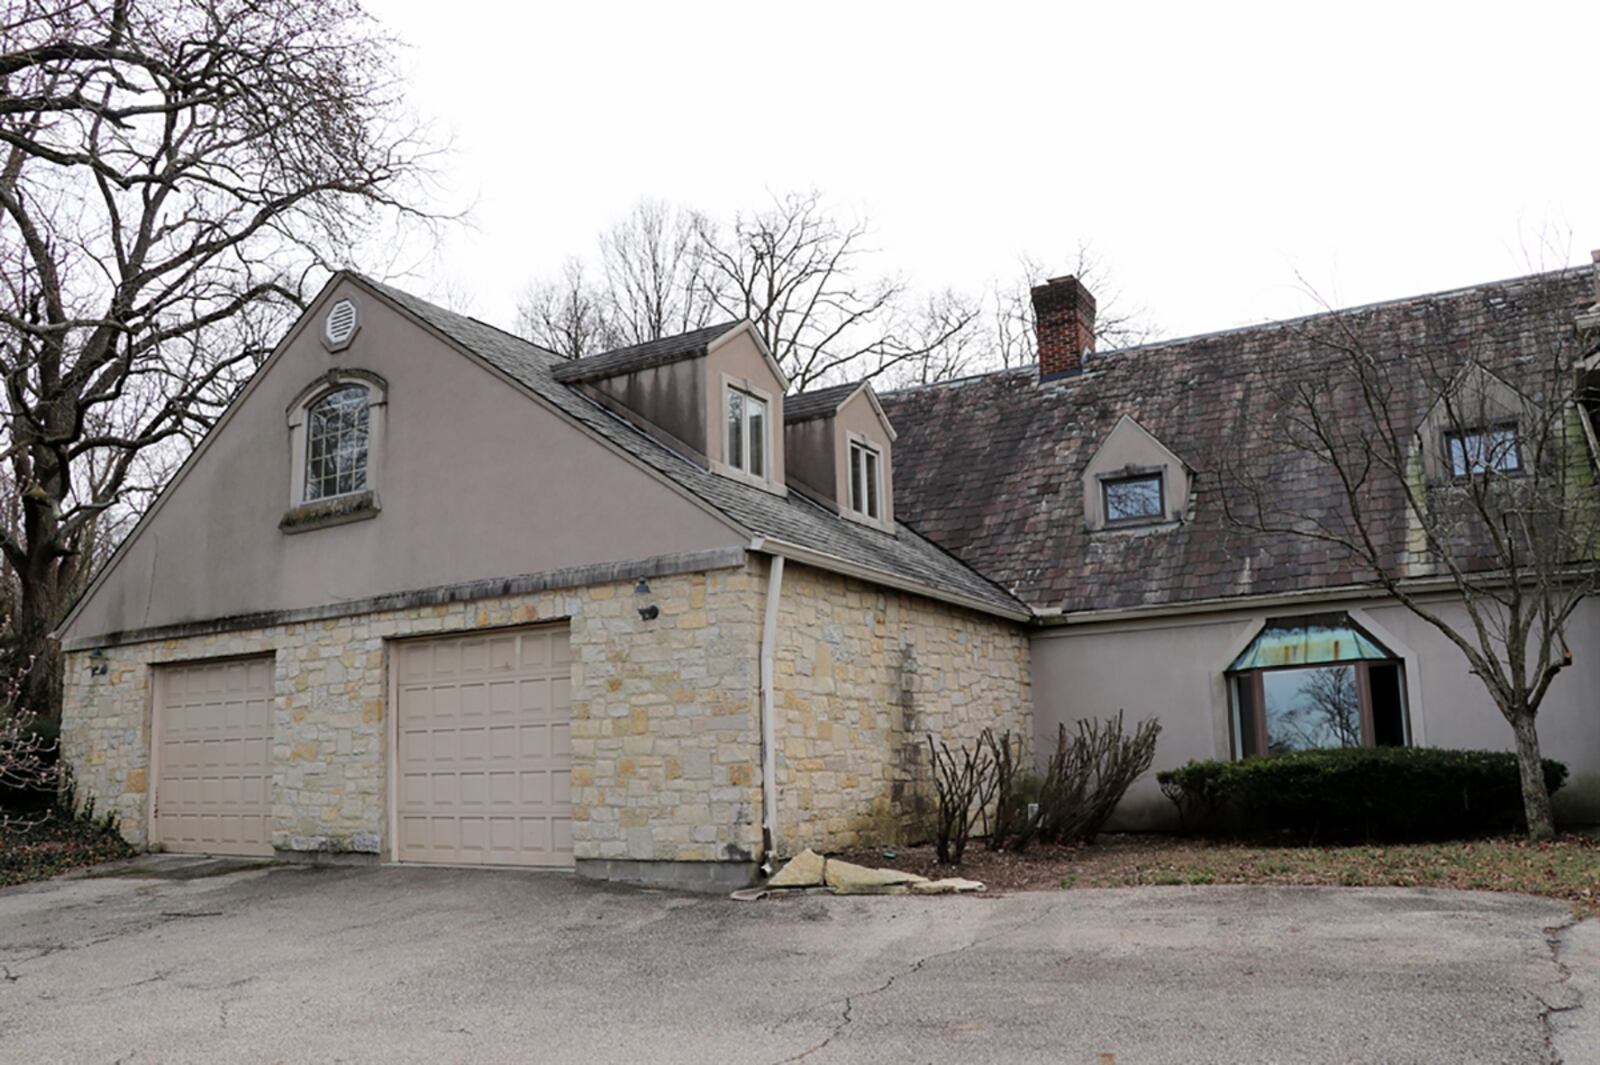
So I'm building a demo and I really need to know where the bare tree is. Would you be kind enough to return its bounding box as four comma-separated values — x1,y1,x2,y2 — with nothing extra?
515,257,611,359
1222,271,1600,839
599,199,719,346
981,247,1156,371
872,289,986,388
515,202,717,358
0,0,437,717
698,190,984,390
518,193,1152,391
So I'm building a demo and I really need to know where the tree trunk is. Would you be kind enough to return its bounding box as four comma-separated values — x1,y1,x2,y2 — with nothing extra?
1508,709,1556,842
12,571,64,722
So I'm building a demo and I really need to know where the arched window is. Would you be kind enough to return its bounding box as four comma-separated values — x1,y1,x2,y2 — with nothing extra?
304,386,370,501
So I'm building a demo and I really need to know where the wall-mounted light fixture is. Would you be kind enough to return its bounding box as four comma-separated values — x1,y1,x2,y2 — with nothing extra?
89,648,108,677
634,576,658,620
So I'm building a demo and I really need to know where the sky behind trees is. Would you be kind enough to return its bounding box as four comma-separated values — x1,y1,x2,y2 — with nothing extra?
366,0,1600,343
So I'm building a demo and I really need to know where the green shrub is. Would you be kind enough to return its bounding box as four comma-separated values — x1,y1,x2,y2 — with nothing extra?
1156,747,1568,842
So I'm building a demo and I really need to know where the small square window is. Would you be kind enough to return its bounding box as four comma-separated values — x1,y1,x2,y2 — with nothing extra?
848,440,883,522
1102,472,1164,525
1445,425,1521,478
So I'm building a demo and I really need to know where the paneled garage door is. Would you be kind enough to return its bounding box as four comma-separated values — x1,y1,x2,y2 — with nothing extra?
394,626,573,867
153,656,275,857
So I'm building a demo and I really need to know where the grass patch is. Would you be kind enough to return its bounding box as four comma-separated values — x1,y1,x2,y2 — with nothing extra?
1,813,135,888
842,833,1600,914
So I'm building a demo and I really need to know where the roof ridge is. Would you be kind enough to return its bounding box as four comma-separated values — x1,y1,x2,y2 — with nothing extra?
880,264,1591,398
589,319,743,360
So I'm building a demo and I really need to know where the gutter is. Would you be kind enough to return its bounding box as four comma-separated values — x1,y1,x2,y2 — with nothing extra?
1029,573,1559,628
747,536,1031,623
758,555,785,876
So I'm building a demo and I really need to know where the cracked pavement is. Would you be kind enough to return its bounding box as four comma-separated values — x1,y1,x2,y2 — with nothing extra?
0,858,1592,1064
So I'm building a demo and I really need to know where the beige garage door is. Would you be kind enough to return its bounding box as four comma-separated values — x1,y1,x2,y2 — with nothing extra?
395,626,573,867
153,656,275,857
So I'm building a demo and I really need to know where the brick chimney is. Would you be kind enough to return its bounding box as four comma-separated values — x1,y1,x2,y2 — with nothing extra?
1032,275,1097,378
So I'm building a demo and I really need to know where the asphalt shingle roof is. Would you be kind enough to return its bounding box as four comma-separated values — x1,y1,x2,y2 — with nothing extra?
881,268,1598,613
549,321,743,383
783,383,861,423
360,279,1026,618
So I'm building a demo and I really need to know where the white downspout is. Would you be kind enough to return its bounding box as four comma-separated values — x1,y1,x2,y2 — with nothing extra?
759,553,785,877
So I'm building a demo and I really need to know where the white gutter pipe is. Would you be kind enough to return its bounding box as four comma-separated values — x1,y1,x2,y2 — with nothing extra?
759,554,785,877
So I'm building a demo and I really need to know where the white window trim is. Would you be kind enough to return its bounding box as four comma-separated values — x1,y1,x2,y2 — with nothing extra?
286,370,388,509
714,374,780,492
843,430,892,531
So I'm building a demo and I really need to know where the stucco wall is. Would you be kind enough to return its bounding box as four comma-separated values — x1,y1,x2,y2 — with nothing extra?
771,561,1031,853
1031,594,1600,828
63,277,741,644
61,564,765,863
783,417,837,505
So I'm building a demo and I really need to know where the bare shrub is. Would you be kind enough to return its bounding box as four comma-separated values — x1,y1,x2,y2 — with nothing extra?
927,733,998,865
982,730,1039,852
0,708,63,833
1035,713,1162,845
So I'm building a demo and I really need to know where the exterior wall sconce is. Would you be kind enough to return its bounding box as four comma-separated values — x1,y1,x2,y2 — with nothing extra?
89,648,108,676
635,577,658,620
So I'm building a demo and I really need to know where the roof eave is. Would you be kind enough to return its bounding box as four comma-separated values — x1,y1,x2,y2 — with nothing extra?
749,535,1031,622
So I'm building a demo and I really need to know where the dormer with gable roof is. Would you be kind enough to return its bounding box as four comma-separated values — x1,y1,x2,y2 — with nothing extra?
783,381,898,531
552,320,789,494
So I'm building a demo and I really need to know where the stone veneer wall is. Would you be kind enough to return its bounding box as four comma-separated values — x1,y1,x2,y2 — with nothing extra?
60,565,765,864
770,561,1031,854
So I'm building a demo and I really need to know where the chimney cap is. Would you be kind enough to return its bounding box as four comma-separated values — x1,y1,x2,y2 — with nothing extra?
1030,274,1098,311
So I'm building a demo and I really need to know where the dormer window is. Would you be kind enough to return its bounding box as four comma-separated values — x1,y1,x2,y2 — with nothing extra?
1445,424,1521,478
848,439,883,521
1081,416,1189,532
1102,472,1164,525
726,385,769,479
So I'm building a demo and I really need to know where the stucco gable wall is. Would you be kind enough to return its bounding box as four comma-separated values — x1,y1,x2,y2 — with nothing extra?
64,279,742,644
704,330,787,485
831,389,896,526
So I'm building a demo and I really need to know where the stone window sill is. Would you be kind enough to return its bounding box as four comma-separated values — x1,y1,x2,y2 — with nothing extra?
280,490,380,534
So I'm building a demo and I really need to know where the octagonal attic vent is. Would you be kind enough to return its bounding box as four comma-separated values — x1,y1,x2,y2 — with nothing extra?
322,298,359,352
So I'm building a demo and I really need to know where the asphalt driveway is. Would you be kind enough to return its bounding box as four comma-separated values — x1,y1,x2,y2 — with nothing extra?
0,857,1593,1064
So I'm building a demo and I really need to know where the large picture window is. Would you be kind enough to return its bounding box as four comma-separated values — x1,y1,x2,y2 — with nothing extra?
304,386,370,501
1227,614,1409,757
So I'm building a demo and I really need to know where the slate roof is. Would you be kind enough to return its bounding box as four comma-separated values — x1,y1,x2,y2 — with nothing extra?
881,268,1598,614
549,321,743,383
783,383,860,423
358,278,1026,617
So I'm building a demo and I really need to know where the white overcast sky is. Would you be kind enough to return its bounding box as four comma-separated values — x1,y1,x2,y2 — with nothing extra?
363,0,1600,342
